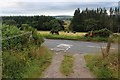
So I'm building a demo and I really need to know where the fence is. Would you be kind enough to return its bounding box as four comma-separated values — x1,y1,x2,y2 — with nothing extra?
2,31,32,41
2,31,33,50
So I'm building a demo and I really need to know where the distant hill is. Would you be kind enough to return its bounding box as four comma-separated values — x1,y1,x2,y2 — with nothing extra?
53,15,73,20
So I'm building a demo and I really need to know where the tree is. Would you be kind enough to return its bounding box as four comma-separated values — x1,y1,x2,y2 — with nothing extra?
49,19,61,31
3,20,16,26
71,8,82,32
110,7,113,16
84,18,97,31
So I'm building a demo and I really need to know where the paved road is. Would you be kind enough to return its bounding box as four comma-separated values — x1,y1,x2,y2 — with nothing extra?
44,39,118,54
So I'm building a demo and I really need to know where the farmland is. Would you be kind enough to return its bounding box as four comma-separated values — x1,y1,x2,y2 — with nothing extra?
1,2,120,79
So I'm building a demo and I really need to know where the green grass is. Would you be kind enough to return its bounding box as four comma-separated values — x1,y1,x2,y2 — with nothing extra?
38,31,86,37
60,54,74,76
3,46,53,78
22,46,53,78
112,33,120,43
84,52,118,78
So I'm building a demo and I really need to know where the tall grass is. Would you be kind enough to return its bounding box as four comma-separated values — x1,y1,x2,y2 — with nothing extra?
22,46,53,78
112,33,120,43
84,52,118,78
3,45,53,78
2,25,52,78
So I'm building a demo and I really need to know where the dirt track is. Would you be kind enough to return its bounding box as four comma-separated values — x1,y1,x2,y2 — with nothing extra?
42,52,94,78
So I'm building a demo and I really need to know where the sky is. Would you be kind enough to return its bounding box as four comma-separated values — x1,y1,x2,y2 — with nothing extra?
0,0,120,16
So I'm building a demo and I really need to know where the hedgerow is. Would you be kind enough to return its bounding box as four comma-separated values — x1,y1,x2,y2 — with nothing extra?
2,24,45,79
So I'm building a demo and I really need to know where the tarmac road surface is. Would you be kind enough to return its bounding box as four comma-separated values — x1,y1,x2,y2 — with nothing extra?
44,39,118,54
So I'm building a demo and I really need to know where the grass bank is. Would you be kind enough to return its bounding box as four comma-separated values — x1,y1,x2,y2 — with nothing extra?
23,46,53,78
84,52,118,78
60,54,74,76
3,45,53,78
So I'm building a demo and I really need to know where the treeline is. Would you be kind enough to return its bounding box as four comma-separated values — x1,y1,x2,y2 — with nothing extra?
70,7,120,32
2,15,64,31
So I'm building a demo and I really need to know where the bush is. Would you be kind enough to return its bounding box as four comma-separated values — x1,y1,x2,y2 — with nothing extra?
2,25,45,78
2,25,22,38
2,25,44,50
21,24,29,30
2,25,28,50
32,29,44,46
93,28,113,37
86,28,113,37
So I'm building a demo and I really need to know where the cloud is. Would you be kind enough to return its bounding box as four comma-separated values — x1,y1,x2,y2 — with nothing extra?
0,2,119,16
1,0,119,2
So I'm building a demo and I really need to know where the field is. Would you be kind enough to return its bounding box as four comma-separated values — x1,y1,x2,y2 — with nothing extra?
38,31,87,40
38,31,86,36
38,31,120,43
38,31,108,42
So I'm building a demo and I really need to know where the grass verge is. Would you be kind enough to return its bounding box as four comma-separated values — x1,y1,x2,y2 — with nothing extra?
3,46,53,78
23,46,53,78
60,54,74,76
84,52,118,78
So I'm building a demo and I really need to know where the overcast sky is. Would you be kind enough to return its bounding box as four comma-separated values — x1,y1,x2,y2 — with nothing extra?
0,0,119,16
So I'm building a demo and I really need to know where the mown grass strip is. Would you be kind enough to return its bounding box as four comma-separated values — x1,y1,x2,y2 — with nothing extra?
60,54,74,76
84,53,118,78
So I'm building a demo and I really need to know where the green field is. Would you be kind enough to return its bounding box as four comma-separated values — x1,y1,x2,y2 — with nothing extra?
38,31,120,43
38,31,108,42
38,31,86,40
38,31,86,36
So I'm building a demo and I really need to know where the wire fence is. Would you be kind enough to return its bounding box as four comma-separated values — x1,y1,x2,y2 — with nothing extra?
2,31,32,41
2,31,33,50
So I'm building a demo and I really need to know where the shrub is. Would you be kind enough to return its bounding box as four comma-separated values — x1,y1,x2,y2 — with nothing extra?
2,25,22,38
21,24,30,30
2,25,45,78
2,25,27,50
32,29,44,46
93,28,113,37
86,28,113,37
